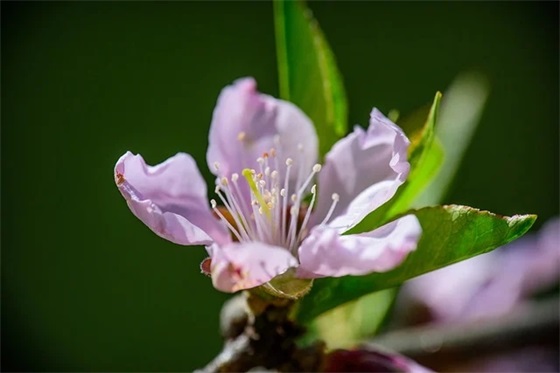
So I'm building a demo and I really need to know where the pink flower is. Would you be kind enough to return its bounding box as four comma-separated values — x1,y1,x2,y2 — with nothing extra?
114,78,421,293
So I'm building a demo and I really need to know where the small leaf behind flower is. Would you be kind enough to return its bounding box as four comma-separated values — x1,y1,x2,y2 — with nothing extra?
295,205,536,323
274,0,348,157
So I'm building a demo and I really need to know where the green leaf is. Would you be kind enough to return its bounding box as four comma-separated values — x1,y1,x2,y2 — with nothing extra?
274,0,348,157
416,72,490,206
296,205,536,323
349,93,443,233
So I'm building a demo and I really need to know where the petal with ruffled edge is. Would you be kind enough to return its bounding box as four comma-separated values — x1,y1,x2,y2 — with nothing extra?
210,242,298,292
115,151,230,246
206,78,318,194
297,215,421,278
312,109,410,233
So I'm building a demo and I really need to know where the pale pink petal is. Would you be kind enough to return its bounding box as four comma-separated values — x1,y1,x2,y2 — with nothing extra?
404,252,499,322
206,78,318,193
115,151,230,246
210,242,298,292
312,109,410,233
297,215,421,278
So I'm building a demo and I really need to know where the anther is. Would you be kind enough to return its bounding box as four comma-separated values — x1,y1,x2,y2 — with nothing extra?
221,177,228,186
213,162,220,171
320,193,341,225
231,173,239,182
237,131,246,141
210,199,217,208
286,158,293,166
312,164,322,173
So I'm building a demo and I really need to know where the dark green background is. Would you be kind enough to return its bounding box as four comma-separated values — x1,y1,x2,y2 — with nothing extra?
2,1,558,371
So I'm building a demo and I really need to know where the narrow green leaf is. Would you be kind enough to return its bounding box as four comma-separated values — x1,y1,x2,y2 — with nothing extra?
296,205,536,323
274,0,348,157
408,92,441,170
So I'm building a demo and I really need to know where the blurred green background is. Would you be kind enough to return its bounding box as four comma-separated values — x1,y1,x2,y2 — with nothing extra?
2,1,557,371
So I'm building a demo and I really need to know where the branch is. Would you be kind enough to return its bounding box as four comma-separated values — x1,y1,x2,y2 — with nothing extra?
366,297,559,357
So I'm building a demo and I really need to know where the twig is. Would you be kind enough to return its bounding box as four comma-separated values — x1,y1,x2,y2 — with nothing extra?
366,297,559,357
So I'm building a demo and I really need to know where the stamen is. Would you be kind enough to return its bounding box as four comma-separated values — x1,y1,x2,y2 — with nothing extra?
214,186,250,241
320,193,340,225
281,159,292,242
297,184,317,244
208,150,327,251
286,205,300,250
297,163,321,196
229,172,256,238
210,199,243,242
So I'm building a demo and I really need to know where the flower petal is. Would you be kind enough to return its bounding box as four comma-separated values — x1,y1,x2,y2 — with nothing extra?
297,215,421,278
115,151,230,246
312,109,410,233
206,78,318,190
210,242,298,292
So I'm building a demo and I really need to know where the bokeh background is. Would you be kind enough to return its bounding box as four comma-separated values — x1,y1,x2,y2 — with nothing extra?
2,1,558,371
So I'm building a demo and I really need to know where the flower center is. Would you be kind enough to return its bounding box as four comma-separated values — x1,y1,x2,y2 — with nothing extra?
210,149,339,254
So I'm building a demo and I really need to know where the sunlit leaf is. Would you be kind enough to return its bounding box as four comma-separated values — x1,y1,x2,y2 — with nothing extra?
296,205,536,323
274,0,347,157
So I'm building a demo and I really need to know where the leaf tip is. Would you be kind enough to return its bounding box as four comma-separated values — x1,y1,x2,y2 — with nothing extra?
508,213,537,231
